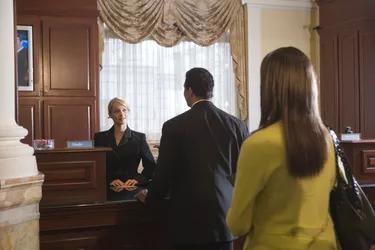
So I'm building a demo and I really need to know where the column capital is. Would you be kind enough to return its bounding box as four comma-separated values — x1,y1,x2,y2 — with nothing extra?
242,0,314,11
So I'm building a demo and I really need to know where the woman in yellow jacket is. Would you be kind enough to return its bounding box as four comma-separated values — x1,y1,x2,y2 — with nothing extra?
226,47,337,250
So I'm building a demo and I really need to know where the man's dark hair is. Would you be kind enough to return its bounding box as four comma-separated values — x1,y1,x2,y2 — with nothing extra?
184,68,214,99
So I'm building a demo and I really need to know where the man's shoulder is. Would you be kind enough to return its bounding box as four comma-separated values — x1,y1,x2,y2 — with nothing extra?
214,107,247,128
163,110,190,129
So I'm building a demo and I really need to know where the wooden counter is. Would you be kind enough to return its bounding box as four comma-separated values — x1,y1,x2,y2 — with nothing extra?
35,147,111,206
40,187,170,250
341,140,375,205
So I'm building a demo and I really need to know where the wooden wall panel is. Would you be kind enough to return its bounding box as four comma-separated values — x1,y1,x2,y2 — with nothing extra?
39,161,97,191
317,0,375,28
18,98,42,146
338,27,359,134
318,0,375,139
35,148,107,206
43,99,96,148
39,202,170,250
16,0,98,17
362,150,375,174
360,18,375,138
42,17,98,97
41,235,99,250
16,0,100,146
319,30,339,132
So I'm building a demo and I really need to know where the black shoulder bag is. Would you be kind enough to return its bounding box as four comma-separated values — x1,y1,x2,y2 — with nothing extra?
329,128,375,250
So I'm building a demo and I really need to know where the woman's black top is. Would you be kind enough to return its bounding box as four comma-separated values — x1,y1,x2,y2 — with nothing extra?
93,126,156,184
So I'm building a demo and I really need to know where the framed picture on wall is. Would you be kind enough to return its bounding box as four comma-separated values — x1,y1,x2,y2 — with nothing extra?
16,25,34,91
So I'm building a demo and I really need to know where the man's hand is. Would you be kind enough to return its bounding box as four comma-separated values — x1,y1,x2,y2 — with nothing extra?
135,189,148,203
110,179,124,187
124,179,138,187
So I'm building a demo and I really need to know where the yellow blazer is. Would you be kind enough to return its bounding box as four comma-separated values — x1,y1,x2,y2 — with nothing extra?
226,122,337,250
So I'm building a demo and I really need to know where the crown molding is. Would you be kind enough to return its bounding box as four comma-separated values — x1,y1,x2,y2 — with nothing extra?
242,0,314,10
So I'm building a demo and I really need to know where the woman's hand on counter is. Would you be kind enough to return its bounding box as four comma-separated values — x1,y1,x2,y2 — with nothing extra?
110,179,125,187
124,179,138,187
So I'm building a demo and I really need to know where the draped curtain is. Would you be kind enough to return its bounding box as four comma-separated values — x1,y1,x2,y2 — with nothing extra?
98,0,247,121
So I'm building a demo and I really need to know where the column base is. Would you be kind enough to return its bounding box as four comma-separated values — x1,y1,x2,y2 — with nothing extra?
0,173,44,250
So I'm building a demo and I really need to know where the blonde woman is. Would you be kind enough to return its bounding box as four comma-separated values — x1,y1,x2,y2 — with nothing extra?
226,47,337,250
94,97,156,187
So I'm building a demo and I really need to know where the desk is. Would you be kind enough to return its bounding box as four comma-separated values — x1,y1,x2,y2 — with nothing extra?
340,140,375,205
35,147,111,206
40,187,170,250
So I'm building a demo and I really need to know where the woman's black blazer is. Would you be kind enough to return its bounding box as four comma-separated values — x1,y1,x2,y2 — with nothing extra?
93,126,156,184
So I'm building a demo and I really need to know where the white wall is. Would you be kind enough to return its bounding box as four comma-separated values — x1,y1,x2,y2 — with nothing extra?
243,0,319,132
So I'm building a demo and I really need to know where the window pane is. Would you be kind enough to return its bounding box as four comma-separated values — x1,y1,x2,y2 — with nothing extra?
99,36,238,140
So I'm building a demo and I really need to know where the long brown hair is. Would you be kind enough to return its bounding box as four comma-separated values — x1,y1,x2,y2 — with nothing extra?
259,47,329,178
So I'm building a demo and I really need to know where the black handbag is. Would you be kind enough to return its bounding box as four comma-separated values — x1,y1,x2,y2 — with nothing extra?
329,128,375,250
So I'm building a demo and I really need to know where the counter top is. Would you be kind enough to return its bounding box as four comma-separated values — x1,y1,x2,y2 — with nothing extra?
34,147,112,154
40,185,164,210
341,140,375,144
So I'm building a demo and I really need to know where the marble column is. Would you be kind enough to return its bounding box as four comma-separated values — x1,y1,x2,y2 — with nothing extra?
0,0,44,249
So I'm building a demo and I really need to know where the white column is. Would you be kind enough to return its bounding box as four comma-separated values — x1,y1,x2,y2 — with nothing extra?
243,2,262,133
0,0,38,179
242,0,314,133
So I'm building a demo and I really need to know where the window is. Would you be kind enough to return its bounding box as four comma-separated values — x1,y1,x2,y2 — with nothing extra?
100,32,238,141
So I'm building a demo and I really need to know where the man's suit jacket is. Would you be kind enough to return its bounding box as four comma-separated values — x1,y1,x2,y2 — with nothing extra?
93,126,156,184
146,101,249,244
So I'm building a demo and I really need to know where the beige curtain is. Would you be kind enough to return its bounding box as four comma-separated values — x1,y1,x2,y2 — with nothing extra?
230,6,248,121
98,0,248,120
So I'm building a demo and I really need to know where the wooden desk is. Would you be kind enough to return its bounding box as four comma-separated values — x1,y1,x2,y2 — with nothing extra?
35,147,111,206
40,187,170,250
341,140,375,205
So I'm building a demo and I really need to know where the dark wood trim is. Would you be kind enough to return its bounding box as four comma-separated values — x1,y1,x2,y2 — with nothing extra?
15,0,98,18
35,147,111,154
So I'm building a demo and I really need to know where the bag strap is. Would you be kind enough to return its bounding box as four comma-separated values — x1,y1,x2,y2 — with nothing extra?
308,127,359,248
328,127,363,212
328,128,355,187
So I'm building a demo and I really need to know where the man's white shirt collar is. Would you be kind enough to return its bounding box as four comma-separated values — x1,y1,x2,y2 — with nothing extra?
191,99,210,107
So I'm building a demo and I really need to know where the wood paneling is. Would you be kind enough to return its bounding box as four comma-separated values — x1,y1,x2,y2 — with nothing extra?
39,161,97,191
319,30,339,131
40,200,170,250
362,150,375,174
341,141,375,186
16,0,98,17
43,99,96,148
317,0,375,29
35,148,108,206
41,233,100,250
338,26,359,134
341,141,375,206
18,98,42,146
42,17,98,97
360,18,375,138
16,0,100,147
318,0,375,139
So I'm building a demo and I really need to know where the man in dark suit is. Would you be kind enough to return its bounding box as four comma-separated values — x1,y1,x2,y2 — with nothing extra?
138,68,249,250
